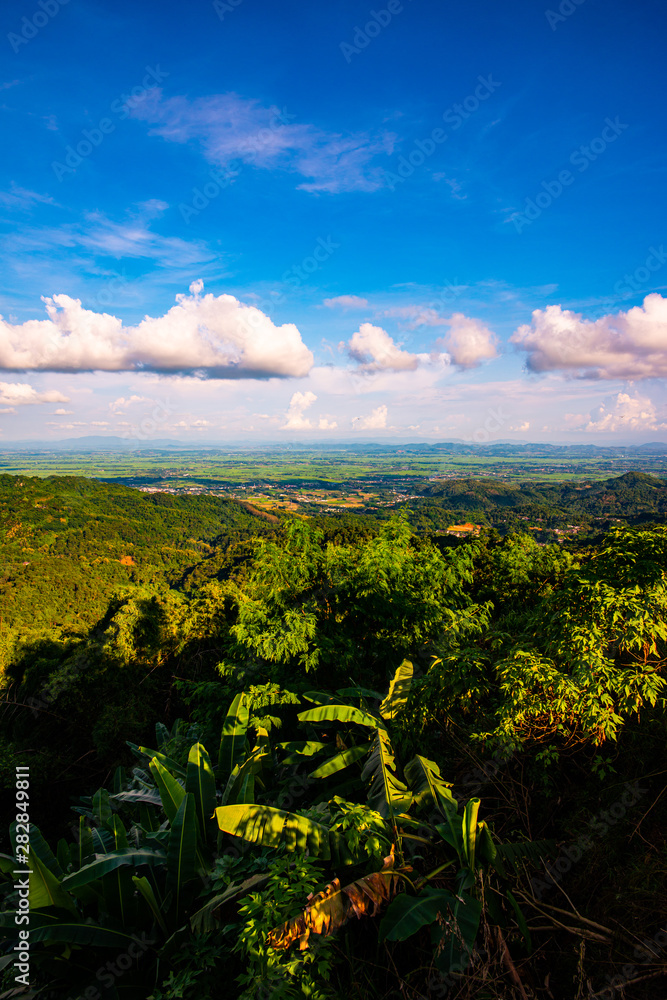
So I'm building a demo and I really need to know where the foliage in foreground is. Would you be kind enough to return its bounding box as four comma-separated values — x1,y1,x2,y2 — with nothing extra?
1,512,667,997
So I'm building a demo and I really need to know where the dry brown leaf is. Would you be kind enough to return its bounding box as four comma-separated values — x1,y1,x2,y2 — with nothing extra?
267,846,411,951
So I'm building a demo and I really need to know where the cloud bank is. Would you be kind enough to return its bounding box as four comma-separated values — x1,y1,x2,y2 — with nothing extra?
511,293,667,379
0,282,313,379
572,392,667,433
0,382,69,407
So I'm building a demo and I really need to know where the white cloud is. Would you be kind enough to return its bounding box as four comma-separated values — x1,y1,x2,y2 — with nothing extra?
0,281,313,379
54,407,73,415
0,184,57,211
9,210,213,269
510,421,530,432
511,294,667,379
435,314,499,368
0,382,69,406
353,404,388,430
348,323,419,372
370,309,498,369
573,392,667,433
110,395,147,412
323,295,369,310
318,417,338,430
382,305,449,329
129,91,396,194
281,391,317,430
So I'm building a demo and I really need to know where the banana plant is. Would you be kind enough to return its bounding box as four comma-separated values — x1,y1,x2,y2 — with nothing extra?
0,727,234,1000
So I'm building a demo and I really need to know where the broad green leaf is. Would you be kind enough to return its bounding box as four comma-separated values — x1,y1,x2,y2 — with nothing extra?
379,887,457,942
139,804,160,833
109,814,129,850
215,804,333,859
149,757,186,824
379,660,413,720
111,788,162,808
91,826,114,856
155,721,170,749
29,854,77,914
92,788,112,830
186,742,216,838
405,755,458,818
133,875,168,935
462,798,481,870
18,823,63,879
56,839,70,876
30,922,146,948
0,855,15,875
112,765,124,794
309,744,370,779
218,692,249,774
476,820,497,868
167,793,199,918
127,741,186,778
336,686,384,700
62,849,166,890
432,893,482,975
298,704,386,730
362,729,413,821
221,746,268,806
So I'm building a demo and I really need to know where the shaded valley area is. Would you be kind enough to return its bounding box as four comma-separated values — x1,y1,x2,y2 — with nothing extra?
1,454,667,999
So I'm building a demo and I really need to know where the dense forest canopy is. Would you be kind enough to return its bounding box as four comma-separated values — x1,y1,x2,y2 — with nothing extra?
1,471,666,999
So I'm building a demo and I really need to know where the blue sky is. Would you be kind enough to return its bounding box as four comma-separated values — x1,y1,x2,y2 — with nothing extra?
1,0,666,443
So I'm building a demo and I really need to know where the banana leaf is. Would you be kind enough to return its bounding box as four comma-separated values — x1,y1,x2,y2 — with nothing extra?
362,729,413,820
298,704,386,730
149,757,186,824
309,744,370,779
379,660,413,720
62,849,166,890
186,743,216,840
167,793,198,918
218,692,249,774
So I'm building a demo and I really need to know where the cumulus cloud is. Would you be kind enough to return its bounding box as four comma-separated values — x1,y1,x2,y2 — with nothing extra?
323,295,369,310
369,309,498,369
281,391,317,430
348,323,419,372
0,382,69,406
353,404,388,430
572,392,667,433
0,281,313,379
130,91,395,194
110,395,147,412
511,294,667,379
435,314,499,368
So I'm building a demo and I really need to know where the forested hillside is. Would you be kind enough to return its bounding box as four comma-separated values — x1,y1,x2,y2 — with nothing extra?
0,475,272,666
412,470,667,529
1,475,666,999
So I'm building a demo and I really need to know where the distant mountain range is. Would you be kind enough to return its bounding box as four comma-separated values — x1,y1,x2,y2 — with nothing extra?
2,436,667,456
